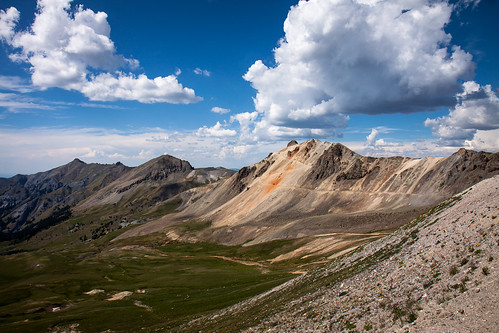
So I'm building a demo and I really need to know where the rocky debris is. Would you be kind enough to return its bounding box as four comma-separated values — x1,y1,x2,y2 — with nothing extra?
134,300,152,311
236,176,498,332
49,323,81,333
83,289,104,295
106,291,133,301
287,140,299,147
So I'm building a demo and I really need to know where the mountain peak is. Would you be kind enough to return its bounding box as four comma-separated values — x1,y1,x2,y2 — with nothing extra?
71,158,86,164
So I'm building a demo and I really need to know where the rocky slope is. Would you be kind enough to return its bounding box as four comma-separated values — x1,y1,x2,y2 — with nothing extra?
76,155,235,213
0,155,235,240
180,175,499,332
117,139,499,245
0,159,130,239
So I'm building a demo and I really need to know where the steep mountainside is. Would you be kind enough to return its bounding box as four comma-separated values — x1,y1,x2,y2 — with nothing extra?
0,159,130,239
76,155,195,210
117,139,499,245
180,175,499,332
0,155,236,240
76,155,236,212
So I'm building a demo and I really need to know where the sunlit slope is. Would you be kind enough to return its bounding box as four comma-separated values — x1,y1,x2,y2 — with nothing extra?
117,139,499,244
180,175,499,332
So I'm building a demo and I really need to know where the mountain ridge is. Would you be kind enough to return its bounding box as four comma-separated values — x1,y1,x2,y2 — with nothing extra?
0,155,236,240
116,139,499,245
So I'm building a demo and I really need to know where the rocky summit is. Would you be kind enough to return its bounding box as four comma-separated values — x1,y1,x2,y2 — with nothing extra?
117,139,499,246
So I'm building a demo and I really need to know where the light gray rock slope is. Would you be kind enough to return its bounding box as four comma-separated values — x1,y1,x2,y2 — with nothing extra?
181,175,499,332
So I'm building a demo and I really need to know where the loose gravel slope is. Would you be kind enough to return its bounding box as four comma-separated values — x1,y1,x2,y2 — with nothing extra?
181,175,498,332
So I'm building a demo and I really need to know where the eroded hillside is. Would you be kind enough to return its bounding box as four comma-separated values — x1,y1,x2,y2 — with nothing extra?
117,139,499,245
181,175,499,332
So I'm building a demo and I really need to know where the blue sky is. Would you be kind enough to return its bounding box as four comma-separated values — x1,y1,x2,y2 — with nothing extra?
0,0,498,176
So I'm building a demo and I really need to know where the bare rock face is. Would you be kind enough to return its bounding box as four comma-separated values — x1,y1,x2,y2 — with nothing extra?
144,139,499,245
76,155,196,210
307,143,360,183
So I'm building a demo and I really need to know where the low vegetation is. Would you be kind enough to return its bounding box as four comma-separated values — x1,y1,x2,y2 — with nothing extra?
0,232,296,332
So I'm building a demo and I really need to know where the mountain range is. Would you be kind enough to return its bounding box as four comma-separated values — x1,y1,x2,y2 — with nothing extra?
0,155,235,240
116,139,499,246
0,139,498,332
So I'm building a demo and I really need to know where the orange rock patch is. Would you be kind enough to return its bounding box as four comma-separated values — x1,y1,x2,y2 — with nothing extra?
265,176,283,194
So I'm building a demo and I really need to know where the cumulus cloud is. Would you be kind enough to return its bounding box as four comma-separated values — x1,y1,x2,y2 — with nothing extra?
365,129,379,147
196,121,237,137
230,111,259,140
0,7,18,42
244,0,475,139
425,81,499,145
211,106,231,114
464,129,499,151
194,67,211,77
0,0,201,104
80,73,200,103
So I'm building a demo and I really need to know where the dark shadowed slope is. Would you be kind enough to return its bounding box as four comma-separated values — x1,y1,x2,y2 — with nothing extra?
0,159,130,239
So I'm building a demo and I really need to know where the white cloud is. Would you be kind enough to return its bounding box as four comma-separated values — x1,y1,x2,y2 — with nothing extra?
81,73,200,103
425,81,499,145
0,76,35,93
0,0,201,104
0,7,18,42
455,0,481,11
464,129,499,151
196,121,237,138
211,106,231,114
365,128,379,147
194,67,211,77
0,126,286,176
244,0,475,139
230,111,259,140
0,92,51,112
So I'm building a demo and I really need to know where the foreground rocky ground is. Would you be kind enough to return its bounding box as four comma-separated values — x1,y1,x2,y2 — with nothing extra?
183,175,498,332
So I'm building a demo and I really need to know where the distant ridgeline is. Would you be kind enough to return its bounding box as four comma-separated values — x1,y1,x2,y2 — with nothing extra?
0,156,235,242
